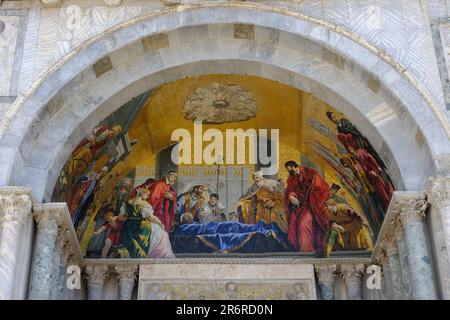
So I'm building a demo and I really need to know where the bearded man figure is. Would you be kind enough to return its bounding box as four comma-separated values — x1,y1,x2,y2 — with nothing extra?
284,161,330,254
237,171,288,232
146,171,178,232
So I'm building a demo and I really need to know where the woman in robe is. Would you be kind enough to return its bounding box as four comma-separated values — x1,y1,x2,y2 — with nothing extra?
121,188,175,258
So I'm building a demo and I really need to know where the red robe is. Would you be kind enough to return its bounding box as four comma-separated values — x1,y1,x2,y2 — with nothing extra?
285,167,330,253
355,149,393,210
147,178,177,232
71,124,109,157
337,133,358,153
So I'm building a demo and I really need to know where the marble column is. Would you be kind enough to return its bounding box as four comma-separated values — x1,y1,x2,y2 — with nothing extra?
0,190,32,300
400,198,437,299
383,239,403,300
314,265,337,300
85,265,109,300
115,265,138,300
50,227,70,300
379,254,391,300
428,177,450,270
393,218,412,299
28,205,63,300
341,264,365,300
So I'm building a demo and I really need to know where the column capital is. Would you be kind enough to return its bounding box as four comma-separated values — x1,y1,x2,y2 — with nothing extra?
33,204,64,233
399,198,428,224
0,190,32,225
340,264,365,281
85,265,109,286
426,175,450,209
115,265,138,283
314,264,337,285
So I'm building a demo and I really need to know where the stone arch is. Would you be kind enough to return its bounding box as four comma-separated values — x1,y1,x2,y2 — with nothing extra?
0,4,446,201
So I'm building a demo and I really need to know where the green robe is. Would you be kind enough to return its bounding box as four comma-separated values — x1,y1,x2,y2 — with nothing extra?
121,199,152,258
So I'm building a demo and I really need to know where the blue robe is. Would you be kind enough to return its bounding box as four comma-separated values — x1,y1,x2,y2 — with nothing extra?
172,220,288,253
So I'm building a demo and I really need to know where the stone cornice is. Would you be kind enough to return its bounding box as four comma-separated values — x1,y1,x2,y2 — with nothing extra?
83,257,372,268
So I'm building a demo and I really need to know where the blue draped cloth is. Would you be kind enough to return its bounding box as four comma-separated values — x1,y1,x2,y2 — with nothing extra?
172,220,288,253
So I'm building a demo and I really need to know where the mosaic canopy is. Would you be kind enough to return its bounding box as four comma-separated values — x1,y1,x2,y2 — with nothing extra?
52,75,394,259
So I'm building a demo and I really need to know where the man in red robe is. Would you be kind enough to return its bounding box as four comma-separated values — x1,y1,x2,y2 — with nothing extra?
284,161,330,254
146,171,177,232
349,147,393,211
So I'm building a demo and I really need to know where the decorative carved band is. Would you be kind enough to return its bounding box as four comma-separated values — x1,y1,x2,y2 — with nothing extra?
104,0,122,7
162,0,181,6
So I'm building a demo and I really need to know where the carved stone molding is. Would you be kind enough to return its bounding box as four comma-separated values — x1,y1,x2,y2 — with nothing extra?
104,0,122,7
161,0,181,6
340,264,365,281
33,204,64,234
384,215,402,239
85,265,109,286
55,226,74,265
400,198,428,224
0,190,32,225
84,257,371,266
426,176,450,209
41,0,62,8
376,252,389,268
382,235,398,256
